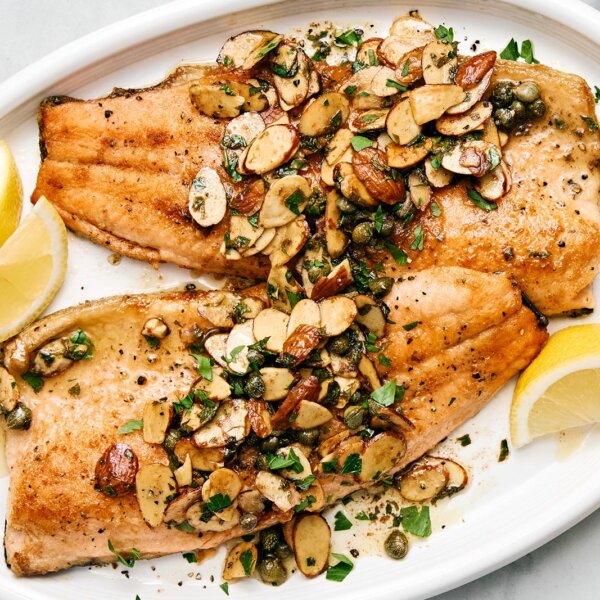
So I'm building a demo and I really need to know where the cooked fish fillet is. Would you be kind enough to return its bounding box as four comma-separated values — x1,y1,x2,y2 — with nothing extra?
2,267,546,575
32,61,600,314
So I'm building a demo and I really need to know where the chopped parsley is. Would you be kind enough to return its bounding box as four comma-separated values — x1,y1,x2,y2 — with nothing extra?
356,510,375,521
117,419,143,434
343,84,357,96
350,135,373,152
434,24,454,43
457,433,472,446
595,85,600,103
385,242,408,265
400,505,432,537
340,453,362,475
268,447,304,473
430,201,442,217
500,38,539,64
293,474,317,491
499,439,510,462
467,188,498,211
68,382,81,396
373,205,384,233
378,354,392,367
219,582,230,595
334,28,363,47
294,494,316,512
410,225,424,251
401,59,410,77
240,549,254,576
326,553,354,582
286,289,303,310
205,493,233,513
322,458,338,473
334,511,353,531
402,321,420,331
175,520,195,533
183,552,197,563
107,539,140,568
500,38,519,61
285,189,306,215
582,115,599,132
370,380,398,407
193,354,213,381
22,372,43,392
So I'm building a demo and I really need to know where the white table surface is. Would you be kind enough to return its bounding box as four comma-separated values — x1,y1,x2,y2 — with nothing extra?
1,0,600,598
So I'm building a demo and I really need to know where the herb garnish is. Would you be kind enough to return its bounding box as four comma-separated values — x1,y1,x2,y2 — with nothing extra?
240,549,254,576
326,553,354,582
434,24,454,43
340,453,362,475
268,447,304,473
457,433,472,446
386,79,407,92
334,511,353,531
370,380,397,407
22,372,43,392
220,582,230,595
595,86,600,103
499,439,510,462
205,493,233,513
294,495,316,512
402,321,420,331
193,354,213,381
285,189,306,215
467,188,498,211
410,225,424,251
107,540,140,568
118,419,143,434
500,38,539,64
385,242,408,265
582,116,599,132
400,505,432,537
350,135,373,152
183,552,197,563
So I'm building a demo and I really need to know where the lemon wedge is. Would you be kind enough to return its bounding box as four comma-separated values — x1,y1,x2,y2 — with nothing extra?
510,324,600,447
0,141,23,246
0,196,67,343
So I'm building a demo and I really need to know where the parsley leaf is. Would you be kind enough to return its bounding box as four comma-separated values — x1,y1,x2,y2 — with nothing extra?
220,582,230,595
286,289,303,310
378,354,392,367
340,453,362,475
285,189,306,215
467,188,498,211
117,419,143,435
373,205,384,233
326,553,354,582
370,380,397,407
595,85,600,104
343,84,357,96
175,520,195,533
22,372,43,392
434,24,454,43
386,79,407,92
322,458,338,473
385,242,408,265
293,474,317,491
240,549,254,576
400,505,432,537
268,447,303,473
193,354,213,381
582,115,599,132
430,201,442,217
356,510,374,521
501,38,538,63
457,433,472,446
334,28,363,47
334,511,353,531
520,39,539,64
107,539,140,568
402,321,420,332
205,493,233,513
499,438,510,462
500,38,520,60
401,59,410,77
294,494,317,512
350,135,373,152
183,552,197,563
410,225,424,251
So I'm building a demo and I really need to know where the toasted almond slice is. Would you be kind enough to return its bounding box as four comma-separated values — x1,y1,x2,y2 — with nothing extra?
221,242,242,261
253,308,290,352
0,369,19,413
475,162,511,200
326,128,354,166
498,130,509,147
135,464,177,527
408,169,432,209
224,112,265,150
188,167,227,227
164,486,203,523
266,265,304,314
189,84,244,119
239,296,265,319
260,367,296,401
229,214,264,251
308,64,321,96
282,325,321,366
386,98,421,145
272,44,309,110
301,479,326,512
336,376,361,407
436,100,493,136
324,191,348,259
441,140,500,177
370,66,405,97
425,456,469,491
409,84,465,124
482,117,502,154
282,518,296,550
319,295,357,336
293,514,331,577
422,40,458,85
174,439,225,471
311,258,354,301
244,33,284,70
204,333,229,368
321,146,353,187
446,69,493,115
218,30,279,69
378,35,425,68
350,109,390,133
299,92,350,137
424,156,454,188
395,47,424,85
291,400,333,430
455,51,497,90
350,90,389,112
287,299,321,335
399,462,448,502
259,175,311,228
242,227,277,256
203,468,242,502
386,141,429,169
143,400,172,444
248,400,273,438
369,404,415,433
180,401,218,435
320,435,364,471
278,445,313,479
255,471,301,512
271,376,320,429
352,147,405,204
359,431,406,482
377,132,393,150
227,82,269,112
269,218,310,267
223,541,258,580
186,502,241,531
358,354,381,390
174,454,193,488
318,429,352,457
329,352,358,378
225,321,255,374
244,125,300,174
389,14,435,38
192,399,249,448
354,295,387,338
337,163,378,207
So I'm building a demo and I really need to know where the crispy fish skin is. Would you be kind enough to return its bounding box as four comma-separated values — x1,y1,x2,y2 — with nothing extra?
2,269,546,576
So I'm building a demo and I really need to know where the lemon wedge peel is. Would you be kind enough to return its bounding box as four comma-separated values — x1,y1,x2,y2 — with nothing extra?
0,141,23,246
510,324,600,448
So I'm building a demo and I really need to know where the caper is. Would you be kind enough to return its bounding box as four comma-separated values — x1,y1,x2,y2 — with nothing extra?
336,196,357,214
368,276,394,297
297,427,320,447
491,81,514,107
275,541,292,560
322,380,341,407
260,528,281,552
494,107,516,131
377,215,395,237
163,428,182,453
307,262,331,284
384,530,408,560
259,556,288,586
255,453,270,471
260,435,280,453
352,221,374,246
344,405,366,430
247,348,265,368
245,372,265,399
240,512,258,532
6,403,31,430
514,81,540,104
528,98,547,119
510,100,527,122
305,192,326,217
328,334,350,356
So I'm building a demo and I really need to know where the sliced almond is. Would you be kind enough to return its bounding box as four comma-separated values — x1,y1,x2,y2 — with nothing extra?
475,162,511,200
446,69,493,115
253,308,290,352
192,399,249,448
197,291,241,328
243,227,277,256
311,258,354,301
425,456,469,491
266,265,304,314
239,296,265,319
389,14,436,40
174,454,193,488
399,462,448,502
142,400,172,444
326,128,354,165
336,162,378,207
321,143,351,186
268,218,310,267
386,98,421,145
421,40,458,85
164,486,203,523
358,431,406,482
291,400,333,430
498,130,509,147
319,295,358,336
482,117,502,153
189,84,244,119
441,140,500,177
395,47,424,86
218,30,280,69
248,400,273,438
378,35,426,68
386,140,429,169
324,191,348,259
243,125,300,174
135,464,177,527
436,100,493,136
354,295,387,338
455,51,497,90
259,175,311,228
301,479,326,512
357,38,384,65
293,514,331,577
0,369,18,413
260,367,295,401
227,82,269,112
370,66,405,97
224,112,265,151
186,502,240,532
299,92,350,137
174,439,225,471
180,400,218,435
318,429,352,458
204,333,229,368
225,320,255,375
352,147,405,204
320,435,363,472
369,404,415,433
223,541,258,580
424,156,454,188
308,65,321,97
350,109,390,133
358,354,381,390
287,299,321,335
243,34,284,70
203,467,242,502
377,132,393,150
408,169,432,209
272,44,310,110
254,471,300,512
228,214,264,252
282,324,321,366
188,167,227,228
409,84,465,124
